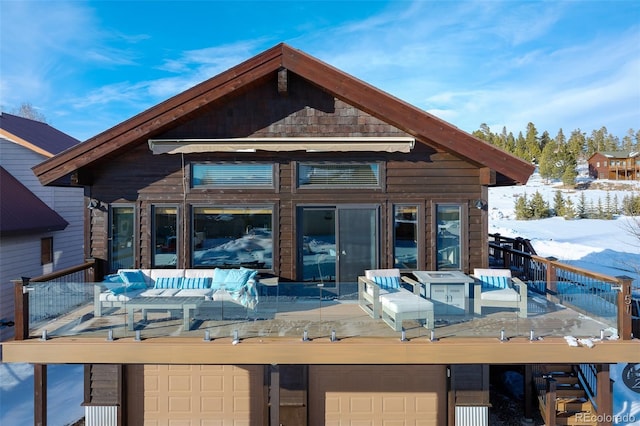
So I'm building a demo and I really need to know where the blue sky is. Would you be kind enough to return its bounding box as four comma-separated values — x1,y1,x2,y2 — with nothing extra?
1,0,639,142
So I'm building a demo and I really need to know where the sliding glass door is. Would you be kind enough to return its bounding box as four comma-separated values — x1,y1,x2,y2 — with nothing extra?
299,206,378,291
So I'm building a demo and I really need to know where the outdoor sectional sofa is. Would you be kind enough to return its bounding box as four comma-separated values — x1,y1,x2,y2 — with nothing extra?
94,267,260,318
358,268,434,331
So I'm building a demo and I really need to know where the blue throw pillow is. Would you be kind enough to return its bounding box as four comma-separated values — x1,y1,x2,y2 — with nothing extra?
212,268,231,288
223,268,252,292
109,286,127,295
480,275,509,289
153,277,182,289
181,277,211,289
372,275,401,290
119,270,147,286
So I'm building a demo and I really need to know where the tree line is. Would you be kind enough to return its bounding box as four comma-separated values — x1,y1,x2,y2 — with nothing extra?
514,190,640,220
473,123,640,187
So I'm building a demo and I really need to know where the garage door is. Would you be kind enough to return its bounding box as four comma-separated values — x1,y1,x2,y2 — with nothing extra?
309,365,446,426
143,364,264,425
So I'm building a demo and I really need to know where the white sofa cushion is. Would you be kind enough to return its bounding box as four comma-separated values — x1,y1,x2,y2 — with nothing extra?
480,288,520,302
380,292,433,314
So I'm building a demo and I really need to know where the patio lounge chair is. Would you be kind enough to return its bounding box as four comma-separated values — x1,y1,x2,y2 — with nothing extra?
358,269,434,331
472,268,528,318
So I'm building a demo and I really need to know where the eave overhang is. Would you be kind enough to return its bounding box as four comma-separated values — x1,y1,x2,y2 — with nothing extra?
33,43,534,187
2,337,638,365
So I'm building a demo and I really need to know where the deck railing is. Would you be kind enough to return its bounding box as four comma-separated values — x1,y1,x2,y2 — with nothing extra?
489,233,637,340
12,259,96,340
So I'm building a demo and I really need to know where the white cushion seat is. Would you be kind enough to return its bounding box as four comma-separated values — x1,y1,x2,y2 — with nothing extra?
480,287,521,302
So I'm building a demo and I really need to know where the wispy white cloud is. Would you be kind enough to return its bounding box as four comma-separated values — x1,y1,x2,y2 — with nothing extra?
1,0,637,141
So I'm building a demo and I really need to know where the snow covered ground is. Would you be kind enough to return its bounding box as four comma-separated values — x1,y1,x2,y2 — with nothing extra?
489,169,640,425
1,167,639,425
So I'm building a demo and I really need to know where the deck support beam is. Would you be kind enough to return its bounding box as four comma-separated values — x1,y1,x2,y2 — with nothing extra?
34,363,47,426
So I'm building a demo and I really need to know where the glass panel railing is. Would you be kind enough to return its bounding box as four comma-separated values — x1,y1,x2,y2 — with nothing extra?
23,278,621,341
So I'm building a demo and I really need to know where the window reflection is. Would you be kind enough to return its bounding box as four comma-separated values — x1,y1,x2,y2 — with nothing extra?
394,205,417,269
436,204,461,270
192,206,273,269
153,206,177,267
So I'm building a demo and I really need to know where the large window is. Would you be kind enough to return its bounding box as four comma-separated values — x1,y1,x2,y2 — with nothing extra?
436,204,461,270
152,206,177,268
110,205,135,271
297,162,381,188
192,163,273,188
192,206,273,269
394,205,418,269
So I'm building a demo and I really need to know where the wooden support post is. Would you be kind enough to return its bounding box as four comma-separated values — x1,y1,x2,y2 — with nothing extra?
270,364,280,426
545,378,556,426
545,257,558,301
12,278,29,340
595,364,612,426
34,364,47,426
616,276,633,340
524,364,533,421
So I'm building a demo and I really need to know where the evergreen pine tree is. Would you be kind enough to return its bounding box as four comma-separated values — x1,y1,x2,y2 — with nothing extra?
577,192,587,218
553,191,565,217
530,191,550,219
564,198,577,220
514,194,530,220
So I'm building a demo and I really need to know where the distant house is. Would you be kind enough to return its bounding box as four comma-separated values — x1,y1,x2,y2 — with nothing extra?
0,113,84,341
588,150,640,180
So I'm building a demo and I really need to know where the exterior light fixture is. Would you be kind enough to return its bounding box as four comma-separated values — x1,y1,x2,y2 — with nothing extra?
135,330,142,341
106,329,114,341
529,329,536,341
474,199,486,210
40,330,48,341
203,330,211,341
87,199,100,210
401,329,408,342
330,329,337,342
302,330,310,342
232,330,240,345
430,329,438,342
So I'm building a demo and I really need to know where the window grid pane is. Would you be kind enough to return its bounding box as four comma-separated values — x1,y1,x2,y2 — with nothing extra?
192,164,273,188
298,163,380,188
193,206,273,269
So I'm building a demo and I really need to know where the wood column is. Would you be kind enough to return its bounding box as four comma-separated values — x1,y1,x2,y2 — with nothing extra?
12,278,29,340
616,276,633,340
596,364,612,426
34,364,47,426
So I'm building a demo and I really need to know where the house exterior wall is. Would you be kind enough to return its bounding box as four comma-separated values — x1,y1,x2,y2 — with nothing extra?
85,74,485,277
0,137,85,341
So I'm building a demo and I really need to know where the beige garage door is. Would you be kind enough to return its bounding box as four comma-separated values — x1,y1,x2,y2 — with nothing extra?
143,364,264,426
309,365,446,426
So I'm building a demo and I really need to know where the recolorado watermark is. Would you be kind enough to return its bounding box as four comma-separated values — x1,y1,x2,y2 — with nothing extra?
575,413,636,423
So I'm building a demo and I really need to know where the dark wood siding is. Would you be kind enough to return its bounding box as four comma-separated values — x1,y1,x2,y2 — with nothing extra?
85,76,485,276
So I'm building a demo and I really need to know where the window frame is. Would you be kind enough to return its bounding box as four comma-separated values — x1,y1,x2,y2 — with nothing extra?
41,236,53,265
392,204,420,271
190,162,276,191
430,201,468,271
190,204,276,270
294,161,384,191
151,204,180,269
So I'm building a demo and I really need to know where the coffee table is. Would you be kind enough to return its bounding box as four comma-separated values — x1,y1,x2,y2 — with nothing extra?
126,297,204,331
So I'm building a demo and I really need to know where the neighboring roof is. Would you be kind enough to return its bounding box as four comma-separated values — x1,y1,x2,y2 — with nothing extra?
0,112,80,157
33,43,534,186
589,150,640,159
0,167,68,236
